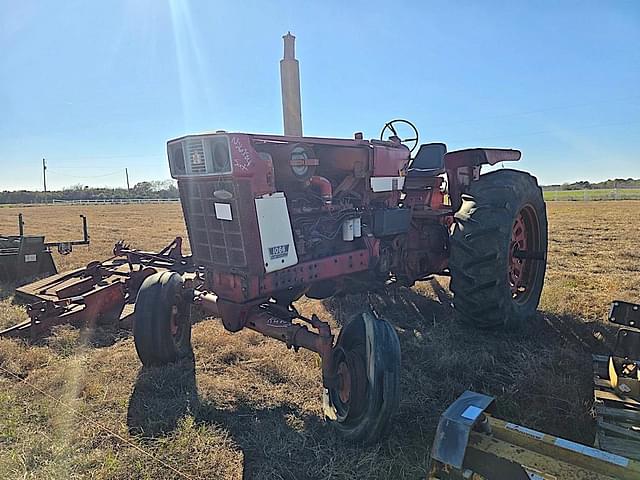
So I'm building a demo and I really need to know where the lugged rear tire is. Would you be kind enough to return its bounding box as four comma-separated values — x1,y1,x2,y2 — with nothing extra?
449,169,548,329
133,271,192,366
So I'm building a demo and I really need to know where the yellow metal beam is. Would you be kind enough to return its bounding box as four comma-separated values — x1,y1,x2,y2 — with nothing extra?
429,391,640,479
467,433,619,480
488,416,640,480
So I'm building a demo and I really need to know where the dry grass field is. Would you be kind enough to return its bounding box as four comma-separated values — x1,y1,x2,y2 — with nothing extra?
1,201,639,479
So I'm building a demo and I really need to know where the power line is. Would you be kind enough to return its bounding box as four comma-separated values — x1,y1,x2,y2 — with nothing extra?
57,153,161,160
50,159,164,168
431,94,640,129
447,118,640,144
51,165,138,170
47,169,125,179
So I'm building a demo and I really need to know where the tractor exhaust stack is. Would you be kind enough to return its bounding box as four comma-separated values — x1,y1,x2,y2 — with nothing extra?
280,32,303,136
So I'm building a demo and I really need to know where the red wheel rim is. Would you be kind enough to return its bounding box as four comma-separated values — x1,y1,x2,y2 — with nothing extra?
170,305,180,336
332,347,367,419
169,293,187,343
508,204,542,305
337,362,352,404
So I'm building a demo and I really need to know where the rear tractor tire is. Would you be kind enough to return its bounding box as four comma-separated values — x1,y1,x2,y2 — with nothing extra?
133,271,193,366
323,310,401,444
449,169,548,329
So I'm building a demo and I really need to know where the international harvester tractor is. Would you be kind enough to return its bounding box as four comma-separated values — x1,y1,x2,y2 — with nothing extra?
2,34,546,444
133,113,548,443
131,34,548,444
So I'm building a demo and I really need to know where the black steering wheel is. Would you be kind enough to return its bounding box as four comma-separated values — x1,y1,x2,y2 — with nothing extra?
380,119,419,153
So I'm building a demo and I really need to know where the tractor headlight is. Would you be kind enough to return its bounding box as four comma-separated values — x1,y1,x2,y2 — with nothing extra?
167,135,233,177
168,143,186,175
209,137,231,173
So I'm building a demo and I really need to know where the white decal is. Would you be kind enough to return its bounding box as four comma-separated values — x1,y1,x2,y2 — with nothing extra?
254,192,298,273
370,176,406,192
24,254,37,263
554,438,629,467
461,405,483,421
505,423,545,440
266,316,290,328
214,203,232,221
524,470,546,480
231,136,252,171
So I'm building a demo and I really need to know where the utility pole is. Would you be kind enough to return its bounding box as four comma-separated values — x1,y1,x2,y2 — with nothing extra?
125,168,131,195
42,158,47,204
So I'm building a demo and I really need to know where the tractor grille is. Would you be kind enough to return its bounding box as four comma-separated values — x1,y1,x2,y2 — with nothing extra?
186,138,207,174
179,179,251,269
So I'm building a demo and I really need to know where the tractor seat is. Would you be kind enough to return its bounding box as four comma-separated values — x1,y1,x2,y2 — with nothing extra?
407,142,447,177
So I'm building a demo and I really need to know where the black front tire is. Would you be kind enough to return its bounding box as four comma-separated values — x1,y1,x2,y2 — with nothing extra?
322,310,401,444
449,169,548,329
133,271,192,366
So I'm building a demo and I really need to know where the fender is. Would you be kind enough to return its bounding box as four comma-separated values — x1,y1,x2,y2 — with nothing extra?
444,148,521,170
445,148,522,210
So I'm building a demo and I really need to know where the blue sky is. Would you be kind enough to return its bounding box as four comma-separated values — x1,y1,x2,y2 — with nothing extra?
0,0,638,190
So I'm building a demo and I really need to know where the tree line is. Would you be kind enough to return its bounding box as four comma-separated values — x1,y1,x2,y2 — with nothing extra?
542,178,640,191
0,180,179,204
3,177,639,204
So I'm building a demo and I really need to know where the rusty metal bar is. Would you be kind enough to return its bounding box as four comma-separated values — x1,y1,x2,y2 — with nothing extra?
242,308,336,388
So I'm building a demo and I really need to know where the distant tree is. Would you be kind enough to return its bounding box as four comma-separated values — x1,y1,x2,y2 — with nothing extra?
132,181,154,197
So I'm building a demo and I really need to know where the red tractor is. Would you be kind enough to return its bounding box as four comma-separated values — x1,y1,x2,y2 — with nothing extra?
133,119,548,443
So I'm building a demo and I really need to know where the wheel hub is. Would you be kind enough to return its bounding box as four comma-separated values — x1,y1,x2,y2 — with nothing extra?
508,205,541,304
333,347,367,418
169,293,187,339
509,212,528,293
170,305,179,336
337,361,352,404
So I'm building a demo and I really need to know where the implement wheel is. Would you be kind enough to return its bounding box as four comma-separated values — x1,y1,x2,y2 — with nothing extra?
133,271,192,366
323,310,401,444
449,169,548,329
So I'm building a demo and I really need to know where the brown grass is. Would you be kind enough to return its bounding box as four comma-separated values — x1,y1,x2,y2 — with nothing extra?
0,201,639,479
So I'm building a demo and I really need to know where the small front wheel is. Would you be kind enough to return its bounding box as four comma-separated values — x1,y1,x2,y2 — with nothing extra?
323,310,401,444
133,271,192,366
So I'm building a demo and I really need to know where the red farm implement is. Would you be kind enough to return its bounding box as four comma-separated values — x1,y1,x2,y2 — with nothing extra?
2,238,191,338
